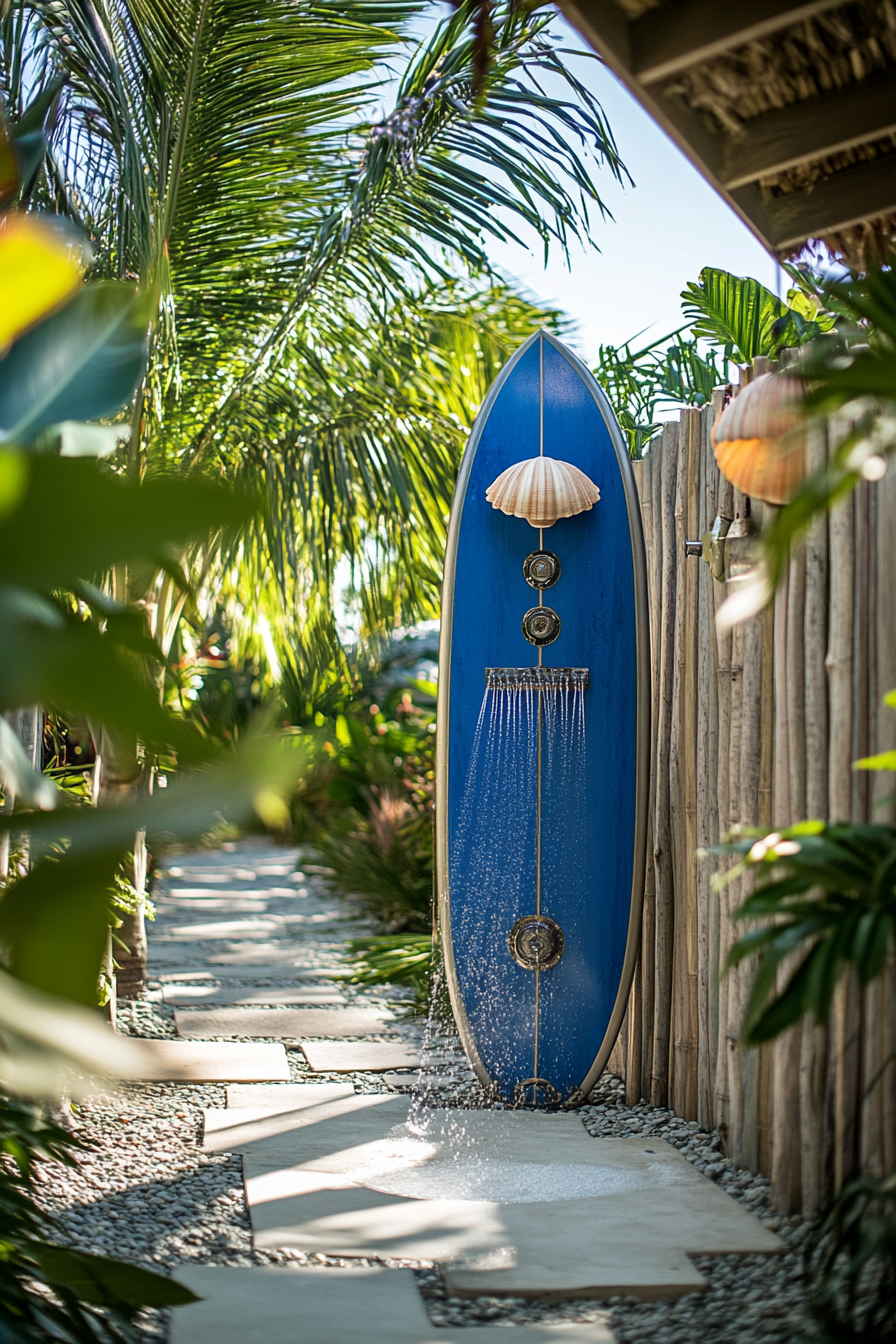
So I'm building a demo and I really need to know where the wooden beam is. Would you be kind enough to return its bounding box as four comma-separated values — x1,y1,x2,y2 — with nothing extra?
719,73,896,187
629,0,848,83
558,0,771,253
556,0,896,258
732,156,896,250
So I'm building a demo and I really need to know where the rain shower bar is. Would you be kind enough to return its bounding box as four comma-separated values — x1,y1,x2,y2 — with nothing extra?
485,667,590,690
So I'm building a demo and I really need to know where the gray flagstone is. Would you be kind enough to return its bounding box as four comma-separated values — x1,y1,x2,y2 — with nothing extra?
136,1040,290,1082
300,1041,421,1072
175,1007,393,1039
169,1266,613,1344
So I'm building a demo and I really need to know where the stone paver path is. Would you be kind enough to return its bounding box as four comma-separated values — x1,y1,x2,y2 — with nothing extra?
40,838,821,1344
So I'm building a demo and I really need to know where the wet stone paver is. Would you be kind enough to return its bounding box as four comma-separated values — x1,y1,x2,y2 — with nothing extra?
38,838,817,1342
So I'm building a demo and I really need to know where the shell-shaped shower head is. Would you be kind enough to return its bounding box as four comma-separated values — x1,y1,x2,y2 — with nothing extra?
485,456,600,529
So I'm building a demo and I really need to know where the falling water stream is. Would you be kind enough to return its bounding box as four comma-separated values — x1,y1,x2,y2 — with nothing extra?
360,669,627,1202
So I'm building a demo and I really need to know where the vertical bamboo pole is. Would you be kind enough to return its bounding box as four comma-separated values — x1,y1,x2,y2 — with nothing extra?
873,462,896,823
676,408,701,1120
651,422,679,1107
770,562,796,1208
860,479,883,1174
864,462,896,1174
721,484,747,1161
880,472,896,1175
642,437,663,1099
757,548,776,1175
696,403,717,1129
713,441,735,1146
826,414,859,1189
827,418,855,821
733,545,763,1172
669,421,688,1116
769,544,807,1211
624,454,649,1104
852,482,872,823
800,418,831,1216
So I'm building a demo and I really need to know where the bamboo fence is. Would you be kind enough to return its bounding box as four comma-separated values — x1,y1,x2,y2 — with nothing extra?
609,365,896,1216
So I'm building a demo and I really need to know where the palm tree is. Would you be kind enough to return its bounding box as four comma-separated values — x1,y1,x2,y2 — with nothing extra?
3,0,627,986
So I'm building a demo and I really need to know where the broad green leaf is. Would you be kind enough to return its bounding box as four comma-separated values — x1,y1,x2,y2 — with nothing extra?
0,730,308,1005
0,281,149,438
681,267,826,363
0,447,27,514
0,591,205,757
0,454,256,591
0,118,17,207
719,818,896,1045
0,214,85,349
0,968,148,1097
0,847,120,1005
29,1244,200,1310
0,727,308,856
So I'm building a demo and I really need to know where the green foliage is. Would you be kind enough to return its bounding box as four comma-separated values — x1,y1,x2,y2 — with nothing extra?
681,266,834,364
314,802,433,931
296,633,436,931
343,934,433,1009
803,1172,896,1344
1,730,309,1006
593,328,724,457
0,1097,198,1344
0,283,150,439
0,100,302,1022
11,0,625,675
718,820,896,1046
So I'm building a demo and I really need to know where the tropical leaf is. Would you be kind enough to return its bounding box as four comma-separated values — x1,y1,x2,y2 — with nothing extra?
0,453,255,591
593,326,724,457
803,1172,896,1344
681,266,830,364
343,933,433,1010
0,213,85,348
26,1245,199,1311
718,821,896,1045
0,728,309,1004
0,968,148,1097
0,1095,197,1343
0,282,150,438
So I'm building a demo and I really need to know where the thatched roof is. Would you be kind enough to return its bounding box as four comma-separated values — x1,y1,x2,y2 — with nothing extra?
557,0,896,269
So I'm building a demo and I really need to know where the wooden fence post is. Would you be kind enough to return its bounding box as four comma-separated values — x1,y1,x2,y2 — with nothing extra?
651,422,679,1106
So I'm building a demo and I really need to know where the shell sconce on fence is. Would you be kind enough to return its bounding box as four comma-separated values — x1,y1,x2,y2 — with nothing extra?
711,372,807,506
485,455,601,529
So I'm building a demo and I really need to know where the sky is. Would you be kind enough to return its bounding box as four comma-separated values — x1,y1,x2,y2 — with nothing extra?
482,16,787,364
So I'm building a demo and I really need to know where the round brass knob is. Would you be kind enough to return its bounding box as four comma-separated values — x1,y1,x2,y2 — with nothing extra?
507,914,564,970
523,550,561,590
521,606,561,646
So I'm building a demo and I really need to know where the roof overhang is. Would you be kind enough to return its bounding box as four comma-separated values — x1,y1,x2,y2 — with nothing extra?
556,0,896,261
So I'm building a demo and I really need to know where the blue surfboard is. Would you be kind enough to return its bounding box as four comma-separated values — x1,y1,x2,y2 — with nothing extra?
436,330,649,1106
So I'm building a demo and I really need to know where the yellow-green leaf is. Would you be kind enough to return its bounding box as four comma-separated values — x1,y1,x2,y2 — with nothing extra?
0,213,85,350
0,449,27,515
855,750,896,772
